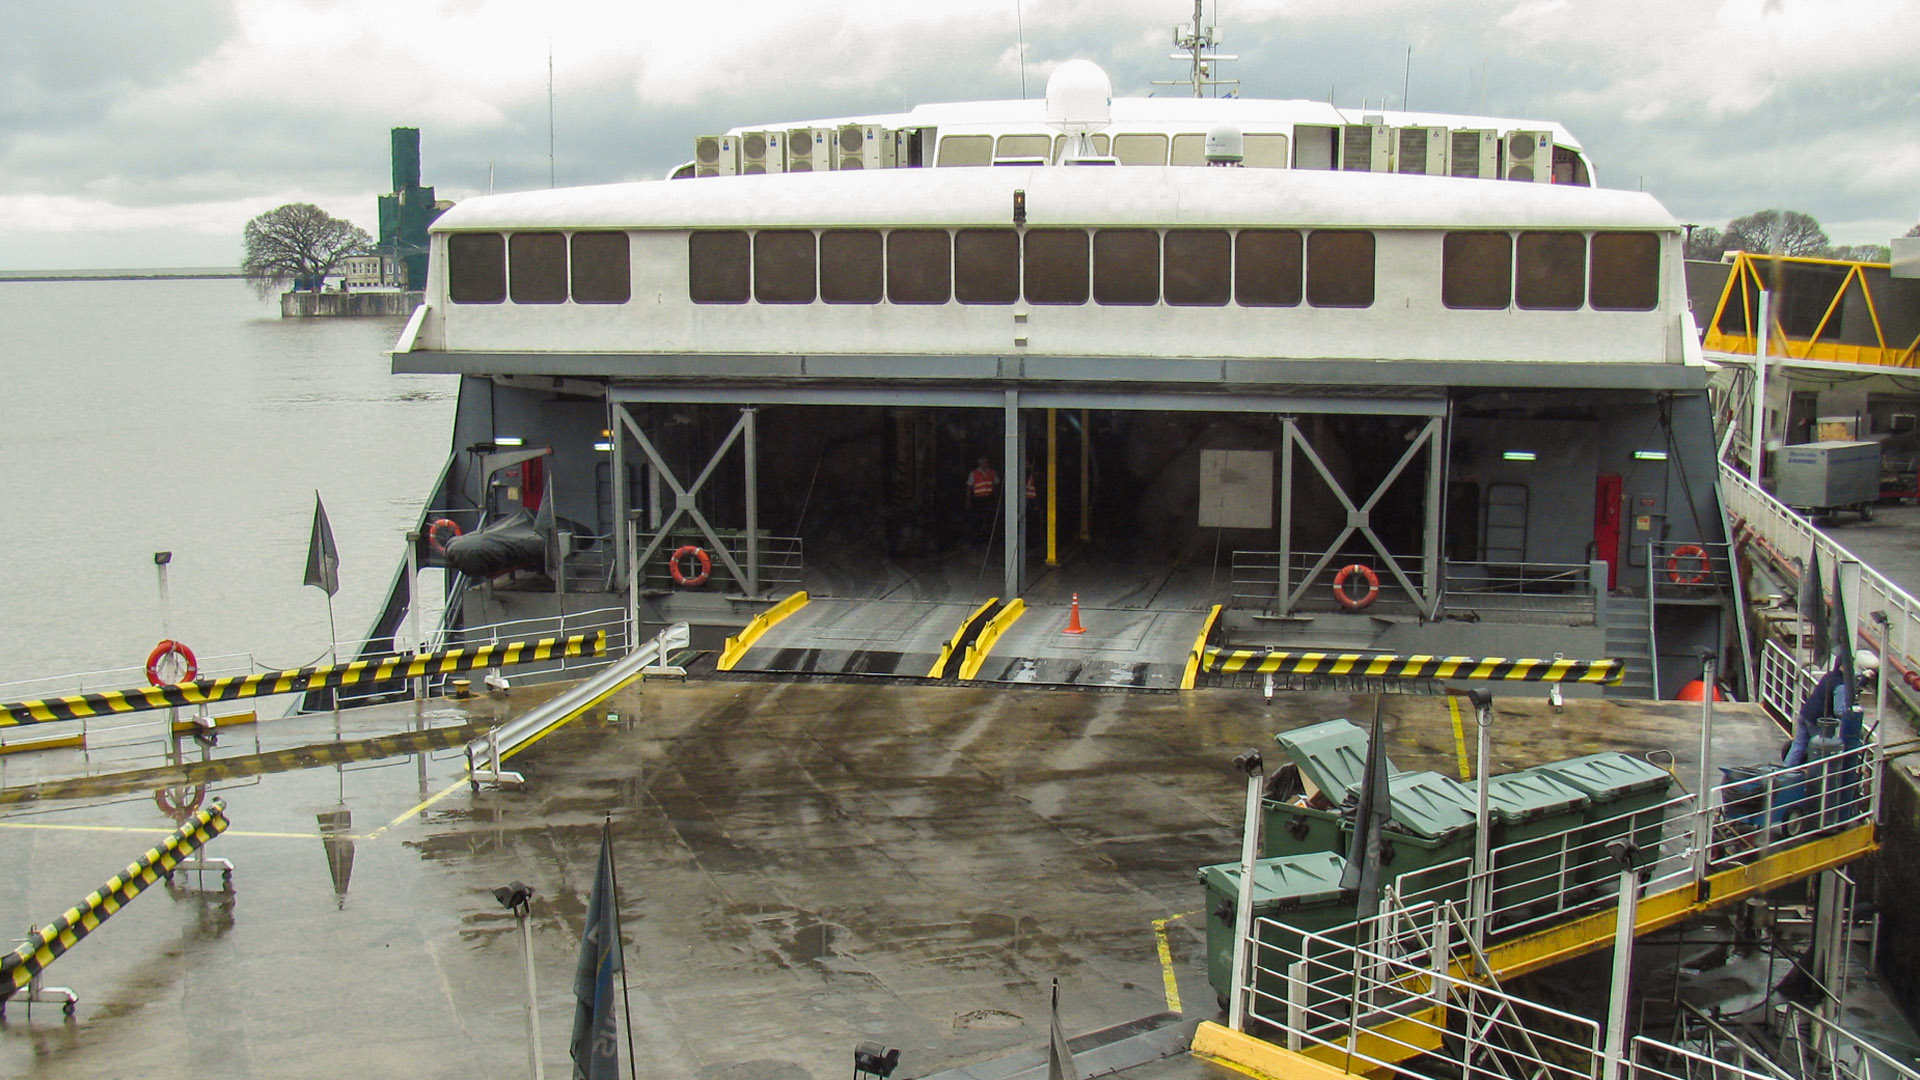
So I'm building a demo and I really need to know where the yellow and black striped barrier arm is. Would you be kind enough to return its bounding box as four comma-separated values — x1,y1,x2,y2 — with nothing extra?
0,632,605,728
3,800,230,996
1202,648,1624,684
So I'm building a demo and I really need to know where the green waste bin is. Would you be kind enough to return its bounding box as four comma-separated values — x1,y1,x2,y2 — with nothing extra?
1538,752,1675,881
1199,852,1354,1012
1367,771,1481,906
1485,769,1590,913
1261,719,1398,858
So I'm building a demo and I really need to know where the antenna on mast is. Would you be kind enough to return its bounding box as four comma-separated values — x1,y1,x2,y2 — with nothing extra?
547,41,555,188
1153,0,1237,97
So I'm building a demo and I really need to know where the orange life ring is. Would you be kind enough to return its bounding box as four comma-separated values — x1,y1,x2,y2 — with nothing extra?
428,518,464,553
1666,544,1710,585
146,639,198,685
669,545,712,588
1332,564,1381,610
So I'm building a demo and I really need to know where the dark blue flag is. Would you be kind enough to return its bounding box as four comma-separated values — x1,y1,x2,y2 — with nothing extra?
571,823,623,1080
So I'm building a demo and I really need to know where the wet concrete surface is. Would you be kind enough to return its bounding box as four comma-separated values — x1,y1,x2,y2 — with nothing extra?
0,679,1781,1079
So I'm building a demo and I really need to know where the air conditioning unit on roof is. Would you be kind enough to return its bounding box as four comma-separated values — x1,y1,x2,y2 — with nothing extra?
1450,130,1498,179
785,129,820,172
1340,123,1390,172
1394,126,1449,175
739,131,783,174
694,135,738,177
836,124,897,170
1504,130,1553,183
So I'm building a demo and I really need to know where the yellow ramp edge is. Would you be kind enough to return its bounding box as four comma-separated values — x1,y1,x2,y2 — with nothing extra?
0,732,85,756
1193,1021,1360,1080
928,597,999,679
716,591,810,672
1181,604,1225,690
957,599,1024,681
171,710,257,736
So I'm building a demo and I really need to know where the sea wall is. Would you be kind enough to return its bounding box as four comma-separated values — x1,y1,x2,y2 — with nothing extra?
280,290,422,317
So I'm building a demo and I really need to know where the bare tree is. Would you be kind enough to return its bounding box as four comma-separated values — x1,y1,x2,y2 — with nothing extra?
1904,223,1920,238
1829,243,1892,263
242,203,373,297
1685,226,1726,261
1720,209,1830,257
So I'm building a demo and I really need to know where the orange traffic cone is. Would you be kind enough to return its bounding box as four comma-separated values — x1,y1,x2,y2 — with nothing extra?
1063,593,1087,635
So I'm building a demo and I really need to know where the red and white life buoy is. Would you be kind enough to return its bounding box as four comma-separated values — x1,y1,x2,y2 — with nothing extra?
1666,544,1710,585
154,783,206,821
428,518,464,554
1332,564,1381,611
669,545,712,588
146,639,199,686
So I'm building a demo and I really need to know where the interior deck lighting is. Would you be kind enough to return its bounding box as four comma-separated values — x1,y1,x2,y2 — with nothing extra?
593,441,614,452
495,436,525,447
1633,450,1669,461
1501,451,1537,462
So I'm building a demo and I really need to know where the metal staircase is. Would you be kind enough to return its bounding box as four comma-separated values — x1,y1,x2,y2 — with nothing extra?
1604,595,1657,698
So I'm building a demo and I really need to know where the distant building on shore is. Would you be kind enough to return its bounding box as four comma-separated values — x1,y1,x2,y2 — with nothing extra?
378,127,447,290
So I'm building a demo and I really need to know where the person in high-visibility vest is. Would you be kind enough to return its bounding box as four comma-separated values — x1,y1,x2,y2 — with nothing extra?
967,457,999,544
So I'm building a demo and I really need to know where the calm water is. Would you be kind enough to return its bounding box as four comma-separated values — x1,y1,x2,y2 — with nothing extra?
0,279,455,685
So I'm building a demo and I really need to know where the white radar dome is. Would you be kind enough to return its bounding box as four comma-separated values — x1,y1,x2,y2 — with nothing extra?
1205,124,1244,164
1045,60,1113,132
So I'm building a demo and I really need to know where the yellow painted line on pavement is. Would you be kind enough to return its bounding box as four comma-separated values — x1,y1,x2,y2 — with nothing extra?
1152,911,1196,1013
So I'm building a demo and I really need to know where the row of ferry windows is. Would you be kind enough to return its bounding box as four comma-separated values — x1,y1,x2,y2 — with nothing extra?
443,228,1661,312
936,132,1291,167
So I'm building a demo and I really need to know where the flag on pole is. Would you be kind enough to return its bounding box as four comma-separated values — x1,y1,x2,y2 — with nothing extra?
1828,562,1854,695
571,822,624,1080
1801,545,1827,665
1047,978,1077,1080
1340,695,1393,924
304,492,340,597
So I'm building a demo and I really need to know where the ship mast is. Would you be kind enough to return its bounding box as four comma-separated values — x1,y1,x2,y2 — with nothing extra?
1153,0,1237,97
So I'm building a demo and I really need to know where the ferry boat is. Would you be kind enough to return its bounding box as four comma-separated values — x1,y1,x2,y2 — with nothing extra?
385,59,1741,699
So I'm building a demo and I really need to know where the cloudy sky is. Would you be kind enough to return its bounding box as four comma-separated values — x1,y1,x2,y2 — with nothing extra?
2,0,1915,270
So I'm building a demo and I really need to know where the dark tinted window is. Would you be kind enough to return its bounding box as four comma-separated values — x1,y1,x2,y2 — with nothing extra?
1235,229,1303,307
1442,232,1512,309
570,231,630,304
1165,229,1230,306
1306,230,1374,308
754,230,815,304
1093,229,1159,305
508,232,566,304
689,231,749,303
820,230,883,304
887,230,950,304
1516,231,1585,310
954,228,1019,304
1589,232,1660,311
1024,229,1089,305
448,232,505,304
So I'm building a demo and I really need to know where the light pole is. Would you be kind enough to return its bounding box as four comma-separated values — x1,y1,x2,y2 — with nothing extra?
495,881,545,1080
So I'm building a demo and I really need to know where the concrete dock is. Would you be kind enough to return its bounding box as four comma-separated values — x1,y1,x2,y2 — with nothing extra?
0,679,1783,1079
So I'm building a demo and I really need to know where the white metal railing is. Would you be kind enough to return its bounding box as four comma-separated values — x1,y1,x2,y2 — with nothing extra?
1722,462,1920,713
1756,638,1820,726
1236,738,1880,1072
1247,901,1603,1080
1628,1035,1788,1080
333,605,631,709
1781,1001,1920,1080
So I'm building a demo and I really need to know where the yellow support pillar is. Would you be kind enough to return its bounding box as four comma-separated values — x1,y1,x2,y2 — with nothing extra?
1046,408,1058,566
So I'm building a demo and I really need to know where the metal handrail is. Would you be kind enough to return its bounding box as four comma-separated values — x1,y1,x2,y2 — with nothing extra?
1783,1001,1920,1080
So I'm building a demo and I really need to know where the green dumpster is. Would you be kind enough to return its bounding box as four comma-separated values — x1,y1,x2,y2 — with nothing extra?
1538,752,1675,881
1369,771,1481,906
1199,852,1354,1012
1485,769,1590,914
1261,719,1397,858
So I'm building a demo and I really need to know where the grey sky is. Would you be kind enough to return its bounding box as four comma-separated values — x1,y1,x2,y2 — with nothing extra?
2,0,1914,269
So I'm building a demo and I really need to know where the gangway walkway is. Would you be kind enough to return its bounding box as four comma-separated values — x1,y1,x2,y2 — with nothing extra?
1195,735,1883,1080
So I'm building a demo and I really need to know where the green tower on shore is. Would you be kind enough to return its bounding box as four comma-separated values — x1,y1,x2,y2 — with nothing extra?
378,128,442,290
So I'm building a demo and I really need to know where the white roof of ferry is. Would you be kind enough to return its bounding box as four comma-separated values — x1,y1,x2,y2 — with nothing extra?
433,165,1674,234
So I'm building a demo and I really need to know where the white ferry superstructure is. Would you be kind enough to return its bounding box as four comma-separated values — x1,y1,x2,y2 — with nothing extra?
387,67,1741,699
